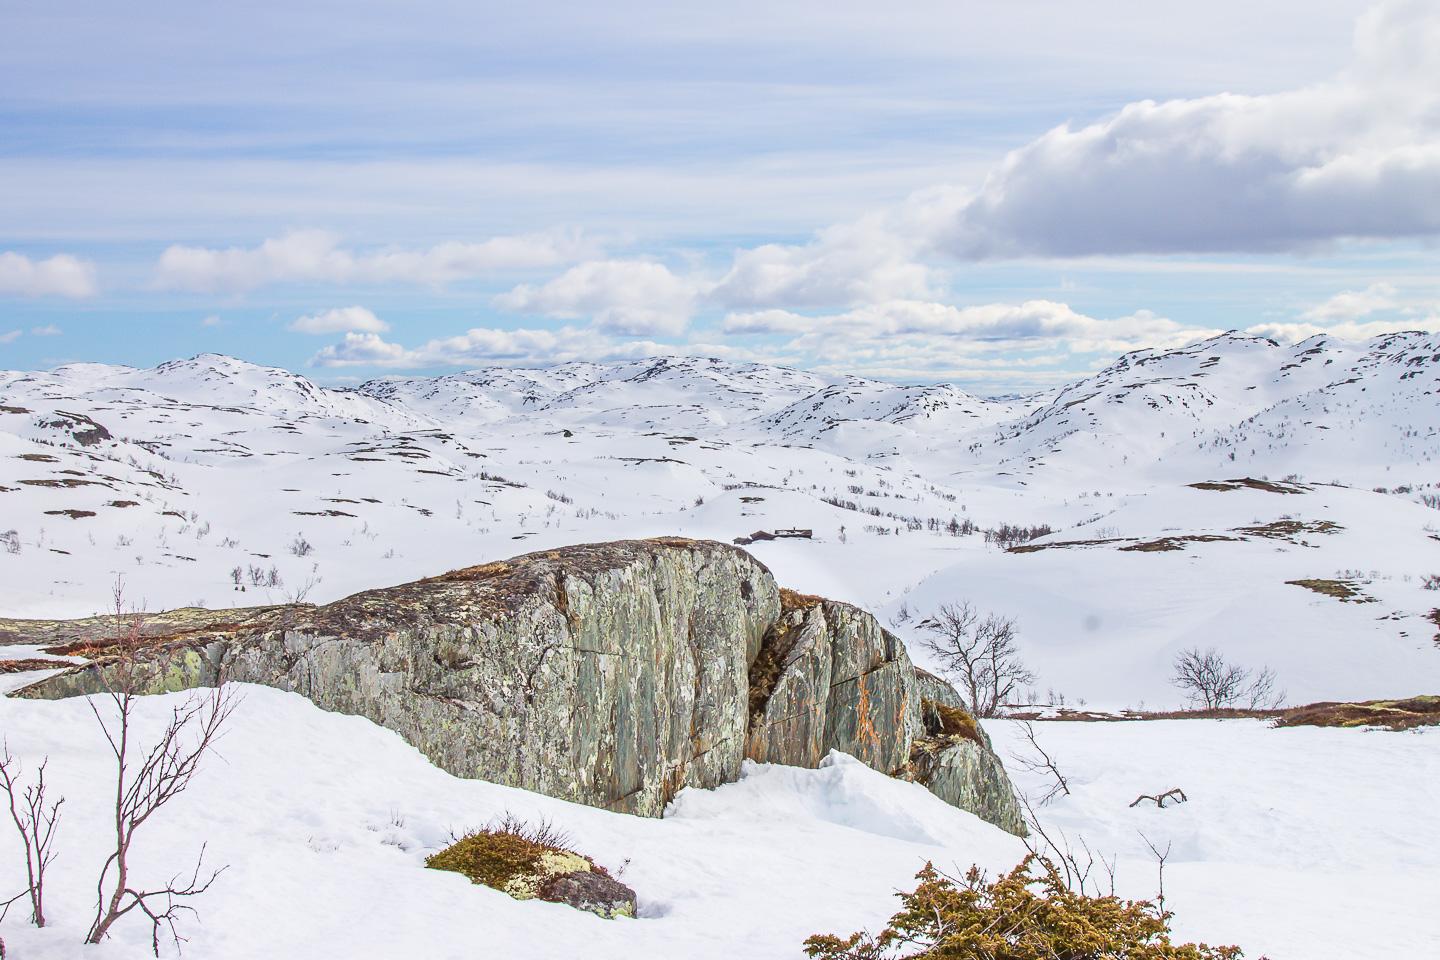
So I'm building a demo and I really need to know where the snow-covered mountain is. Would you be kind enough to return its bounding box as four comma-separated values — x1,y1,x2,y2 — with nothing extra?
2,332,1437,704
4,334,1440,960
977,331,1440,484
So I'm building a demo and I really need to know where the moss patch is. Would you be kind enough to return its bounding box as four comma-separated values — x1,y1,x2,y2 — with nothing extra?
427,829,592,897
0,658,66,674
1276,696,1440,731
425,823,632,915
1188,477,1309,494
1286,578,1375,603
1234,519,1342,540
920,698,982,745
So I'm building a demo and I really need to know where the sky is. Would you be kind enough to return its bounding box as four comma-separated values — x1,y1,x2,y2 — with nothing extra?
2,0,1439,392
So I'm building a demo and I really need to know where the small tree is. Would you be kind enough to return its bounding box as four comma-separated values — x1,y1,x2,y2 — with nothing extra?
84,579,239,954
1170,648,1284,710
919,603,1034,717
0,746,63,928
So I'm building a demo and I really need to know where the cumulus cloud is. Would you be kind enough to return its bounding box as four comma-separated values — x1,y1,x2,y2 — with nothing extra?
1300,282,1400,321
1246,316,1440,341
929,0,1440,258
289,306,389,335
726,299,1214,355
310,325,666,369
1249,281,1440,341
0,252,98,298
154,229,595,293
29,324,62,336
495,259,698,336
711,214,936,309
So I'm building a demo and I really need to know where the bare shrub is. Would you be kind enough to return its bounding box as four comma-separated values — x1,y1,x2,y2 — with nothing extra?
1170,647,1285,710
1008,720,1070,805
288,533,313,557
1422,573,1440,591
0,746,63,928
919,603,1034,717
984,523,1053,550
84,579,239,954
0,530,19,555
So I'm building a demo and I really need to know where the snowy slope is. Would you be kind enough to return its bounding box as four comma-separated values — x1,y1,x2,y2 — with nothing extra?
0,684,1433,959
975,331,1440,487
2,335,1437,708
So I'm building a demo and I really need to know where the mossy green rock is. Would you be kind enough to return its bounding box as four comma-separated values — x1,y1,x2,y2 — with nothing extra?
10,538,1024,830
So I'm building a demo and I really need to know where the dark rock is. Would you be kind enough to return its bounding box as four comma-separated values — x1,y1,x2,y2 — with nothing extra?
537,870,637,919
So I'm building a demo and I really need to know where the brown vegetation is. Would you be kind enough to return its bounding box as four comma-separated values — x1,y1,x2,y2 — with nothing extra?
803,855,1243,960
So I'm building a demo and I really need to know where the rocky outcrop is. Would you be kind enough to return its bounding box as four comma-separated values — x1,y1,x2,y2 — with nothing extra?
10,538,1024,832
747,589,920,776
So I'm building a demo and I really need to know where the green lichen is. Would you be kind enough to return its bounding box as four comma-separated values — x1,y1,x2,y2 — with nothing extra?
425,826,601,901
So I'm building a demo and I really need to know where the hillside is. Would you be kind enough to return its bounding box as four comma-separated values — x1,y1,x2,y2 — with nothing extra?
2,334,1438,708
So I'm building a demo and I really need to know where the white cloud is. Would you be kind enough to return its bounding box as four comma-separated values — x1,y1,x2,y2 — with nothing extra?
0,252,98,298
201,315,223,327
712,214,935,310
727,299,1213,355
154,229,595,293
289,306,389,335
1301,282,1400,320
0,329,20,344
1247,316,1440,341
928,0,1440,258
29,324,62,336
310,325,665,369
495,259,697,336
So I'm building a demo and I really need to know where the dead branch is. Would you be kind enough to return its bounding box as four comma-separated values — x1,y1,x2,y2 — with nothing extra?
0,743,64,928
1129,788,1188,808
1018,793,1115,899
1139,832,1173,915
1008,720,1071,804
84,576,239,955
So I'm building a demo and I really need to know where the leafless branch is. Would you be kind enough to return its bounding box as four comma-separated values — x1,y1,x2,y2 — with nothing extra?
0,743,64,928
1129,788,1188,808
1139,832,1173,915
84,576,238,955
1008,720,1070,804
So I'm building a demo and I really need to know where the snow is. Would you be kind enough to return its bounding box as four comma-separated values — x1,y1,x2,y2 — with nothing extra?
3,336,1439,956
1,688,1435,958
988,718,1440,957
0,686,1026,959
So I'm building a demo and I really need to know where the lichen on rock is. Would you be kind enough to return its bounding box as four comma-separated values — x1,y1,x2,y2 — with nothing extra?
9,537,1026,832
424,825,636,918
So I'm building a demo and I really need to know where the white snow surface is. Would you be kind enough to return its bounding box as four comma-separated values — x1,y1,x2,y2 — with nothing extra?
2,335,1439,956
0,687,1436,959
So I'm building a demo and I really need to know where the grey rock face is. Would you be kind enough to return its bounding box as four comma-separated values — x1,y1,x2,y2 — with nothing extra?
906,737,1028,837
12,538,1024,831
747,591,920,776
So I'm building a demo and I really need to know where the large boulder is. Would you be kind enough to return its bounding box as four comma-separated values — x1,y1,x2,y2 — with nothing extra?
746,589,921,776
9,538,1025,831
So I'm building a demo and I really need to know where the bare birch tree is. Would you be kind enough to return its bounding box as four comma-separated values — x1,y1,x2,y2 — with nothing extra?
919,602,1034,717
84,578,239,955
0,745,63,928
1170,648,1285,710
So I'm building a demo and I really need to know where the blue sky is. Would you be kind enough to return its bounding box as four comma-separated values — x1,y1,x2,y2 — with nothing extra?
2,0,1438,391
